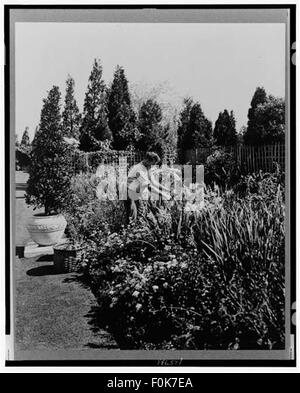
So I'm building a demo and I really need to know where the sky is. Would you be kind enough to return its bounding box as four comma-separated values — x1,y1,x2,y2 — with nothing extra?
15,22,285,139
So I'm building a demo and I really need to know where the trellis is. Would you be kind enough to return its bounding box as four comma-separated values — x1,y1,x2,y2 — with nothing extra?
72,150,177,174
71,142,285,175
184,142,285,173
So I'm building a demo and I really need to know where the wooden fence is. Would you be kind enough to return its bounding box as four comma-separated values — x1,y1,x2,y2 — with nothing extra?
184,142,285,173
72,142,285,175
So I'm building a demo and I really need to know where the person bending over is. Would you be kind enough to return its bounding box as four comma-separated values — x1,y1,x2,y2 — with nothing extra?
127,152,171,221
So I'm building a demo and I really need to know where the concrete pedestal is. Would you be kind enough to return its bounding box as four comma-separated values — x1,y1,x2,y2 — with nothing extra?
24,238,68,259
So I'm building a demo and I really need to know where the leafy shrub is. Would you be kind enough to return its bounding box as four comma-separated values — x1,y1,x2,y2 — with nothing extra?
26,86,74,215
86,176,285,350
63,173,127,245
205,149,240,189
233,168,285,200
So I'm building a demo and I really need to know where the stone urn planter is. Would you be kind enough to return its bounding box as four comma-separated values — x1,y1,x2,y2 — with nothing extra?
26,213,67,246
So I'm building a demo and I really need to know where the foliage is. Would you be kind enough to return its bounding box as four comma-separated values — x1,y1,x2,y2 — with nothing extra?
244,87,268,144
80,59,112,151
177,98,213,162
16,145,31,171
252,96,285,144
21,127,31,147
130,81,179,160
15,134,20,147
62,75,81,139
160,121,178,163
108,65,138,150
244,91,285,145
63,172,127,245
205,149,240,188
16,128,32,170
177,97,194,163
85,172,285,350
213,110,237,146
26,86,74,215
136,99,173,159
187,103,213,148
233,169,285,200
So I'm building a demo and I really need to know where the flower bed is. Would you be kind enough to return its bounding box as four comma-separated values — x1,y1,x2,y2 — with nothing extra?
79,172,285,350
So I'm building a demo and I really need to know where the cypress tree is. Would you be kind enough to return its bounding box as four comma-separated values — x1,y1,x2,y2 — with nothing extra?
26,86,73,215
182,102,212,149
244,87,267,144
21,126,30,147
107,65,137,150
62,75,81,139
80,59,112,151
213,109,237,146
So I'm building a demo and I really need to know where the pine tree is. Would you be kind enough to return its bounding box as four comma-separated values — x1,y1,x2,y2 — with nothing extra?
244,87,267,144
15,134,20,147
177,98,194,162
21,126,30,146
26,86,73,215
137,99,165,156
107,65,137,150
213,110,237,146
182,102,212,149
177,98,193,147
177,99,212,162
79,59,112,151
62,75,81,139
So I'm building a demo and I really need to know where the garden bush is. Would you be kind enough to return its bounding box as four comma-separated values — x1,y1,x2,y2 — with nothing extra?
86,174,285,350
63,173,127,244
233,168,285,200
26,86,74,215
205,149,241,189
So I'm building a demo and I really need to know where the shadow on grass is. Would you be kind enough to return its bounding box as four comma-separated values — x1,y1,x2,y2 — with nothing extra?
63,274,119,349
63,273,91,290
84,305,119,349
27,265,61,276
84,305,106,334
37,255,53,262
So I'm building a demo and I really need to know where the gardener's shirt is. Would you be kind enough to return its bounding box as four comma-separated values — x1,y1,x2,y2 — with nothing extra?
127,163,150,200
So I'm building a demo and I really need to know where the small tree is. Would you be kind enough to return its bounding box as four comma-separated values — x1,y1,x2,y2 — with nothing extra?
181,102,213,150
177,97,194,162
244,87,267,144
26,86,73,215
108,65,137,150
62,75,81,139
252,96,285,144
80,59,112,151
21,127,31,147
136,99,168,157
213,110,237,146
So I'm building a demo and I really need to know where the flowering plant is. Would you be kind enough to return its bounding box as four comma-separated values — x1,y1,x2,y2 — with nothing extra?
86,173,285,349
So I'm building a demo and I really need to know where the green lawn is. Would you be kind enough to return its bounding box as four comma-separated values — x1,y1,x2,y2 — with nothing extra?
15,256,117,351
14,171,117,352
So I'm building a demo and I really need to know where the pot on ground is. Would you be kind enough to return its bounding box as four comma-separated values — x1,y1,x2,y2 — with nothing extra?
26,213,67,246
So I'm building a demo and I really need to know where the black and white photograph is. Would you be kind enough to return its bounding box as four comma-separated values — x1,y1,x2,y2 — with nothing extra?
3,4,296,369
